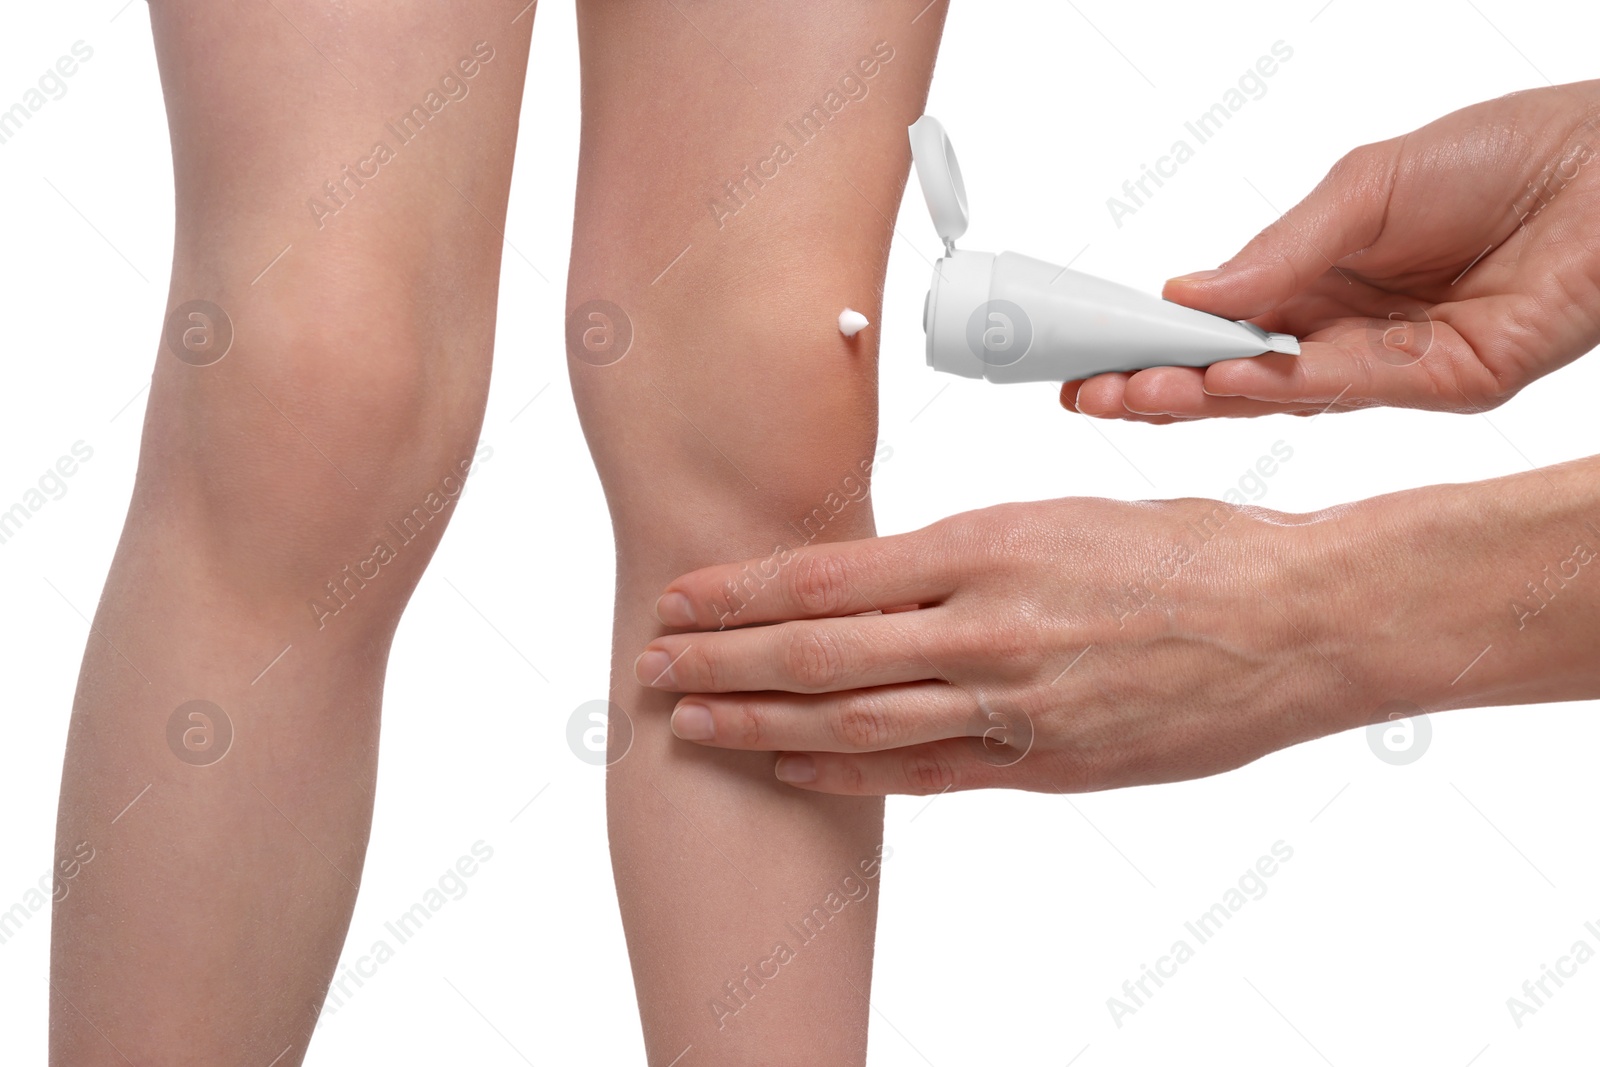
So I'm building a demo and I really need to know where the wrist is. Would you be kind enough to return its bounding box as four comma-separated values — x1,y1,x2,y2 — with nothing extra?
1298,483,1492,722
1299,458,1600,724
1249,500,1389,739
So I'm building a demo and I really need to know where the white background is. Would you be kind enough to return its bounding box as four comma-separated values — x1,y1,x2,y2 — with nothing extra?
3,1,1598,1063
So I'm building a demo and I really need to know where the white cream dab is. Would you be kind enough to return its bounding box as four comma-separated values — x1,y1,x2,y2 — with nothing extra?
837,308,870,337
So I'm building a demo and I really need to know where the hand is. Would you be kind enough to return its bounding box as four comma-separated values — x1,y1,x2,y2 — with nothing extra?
1064,80,1600,421
633,497,1383,795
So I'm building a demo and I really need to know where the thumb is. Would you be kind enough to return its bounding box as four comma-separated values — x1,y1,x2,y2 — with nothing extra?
1161,140,1400,320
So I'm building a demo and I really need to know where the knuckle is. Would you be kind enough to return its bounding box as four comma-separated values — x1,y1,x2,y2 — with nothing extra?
978,618,1035,666
790,552,855,616
1328,140,1389,189
982,701,1036,752
902,750,958,795
678,642,720,693
1479,387,1515,411
1329,141,1374,177
1475,365,1524,410
1447,382,1508,414
937,505,1020,573
832,693,897,751
1482,371,1518,405
722,700,764,747
988,503,1049,562
929,507,979,547
836,757,868,795
783,628,848,691
1419,340,1519,413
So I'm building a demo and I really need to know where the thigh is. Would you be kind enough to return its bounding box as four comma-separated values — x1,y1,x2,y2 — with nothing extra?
151,0,532,267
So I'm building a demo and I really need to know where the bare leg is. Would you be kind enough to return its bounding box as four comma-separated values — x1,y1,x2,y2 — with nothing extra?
568,3,946,1061
49,4,532,1063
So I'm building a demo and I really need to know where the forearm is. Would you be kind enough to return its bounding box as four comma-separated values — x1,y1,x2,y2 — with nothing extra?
1305,453,1600,727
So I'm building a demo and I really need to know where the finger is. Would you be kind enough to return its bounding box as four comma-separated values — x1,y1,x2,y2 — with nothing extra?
1121,366,1334,418
1161,139,1402,320
1201,321,1485,410
1074,373,1195,424
773,738,1014,796
1069,372,1130,417
1202,345,1369,405
636,612,947,694
1288,402,1363,417
1062,378,1182,422
655,528,954,630
670,682,981,752
1073,367,1328,420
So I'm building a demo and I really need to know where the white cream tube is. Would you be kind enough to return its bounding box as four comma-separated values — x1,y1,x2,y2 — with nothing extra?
923,249,1299,383
910,115,1298,385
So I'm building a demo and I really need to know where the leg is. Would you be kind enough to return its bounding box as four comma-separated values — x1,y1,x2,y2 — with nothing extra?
568,3,946,1061
49,4,532,1062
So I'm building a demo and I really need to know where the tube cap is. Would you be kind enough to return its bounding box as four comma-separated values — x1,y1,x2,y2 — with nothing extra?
909,116,969,250
924,249,996,377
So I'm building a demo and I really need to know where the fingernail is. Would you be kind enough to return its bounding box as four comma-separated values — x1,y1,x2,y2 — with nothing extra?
634,650,674,686
655,592,695,627
671,703,714,741
775,754,816,784
1167,268,1224,284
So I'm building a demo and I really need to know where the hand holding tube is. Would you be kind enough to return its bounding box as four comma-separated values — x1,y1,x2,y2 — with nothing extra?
1065,81,1600,421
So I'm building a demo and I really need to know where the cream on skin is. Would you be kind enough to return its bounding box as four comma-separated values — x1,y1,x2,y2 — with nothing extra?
837,308,870,336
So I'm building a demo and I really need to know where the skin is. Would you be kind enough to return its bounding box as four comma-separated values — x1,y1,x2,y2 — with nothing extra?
641,459,1600,794
568,1,944,1061
51,3,533,1063
1065,80,1600,422
632,82,1600,796
53,2,946,1063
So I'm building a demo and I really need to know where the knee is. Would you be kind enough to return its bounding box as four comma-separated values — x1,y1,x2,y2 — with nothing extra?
140,261,492,597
